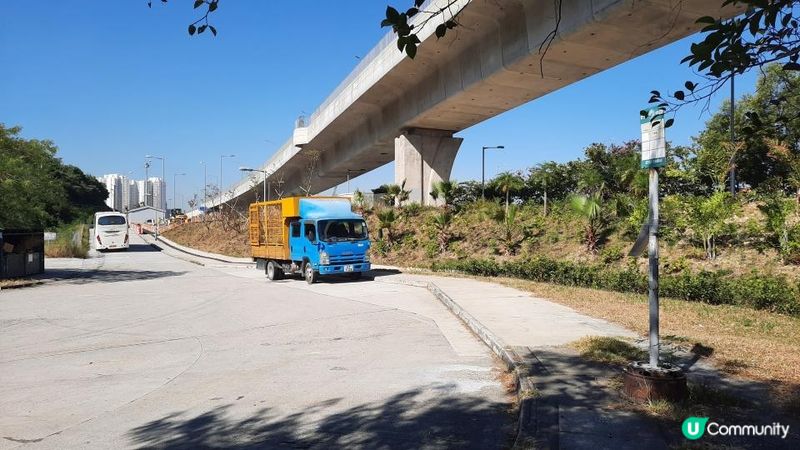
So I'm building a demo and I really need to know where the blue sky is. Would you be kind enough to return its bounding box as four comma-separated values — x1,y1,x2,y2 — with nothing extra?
1,1,757,209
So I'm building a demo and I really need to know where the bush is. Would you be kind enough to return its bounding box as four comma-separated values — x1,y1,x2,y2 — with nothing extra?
430,256,800,317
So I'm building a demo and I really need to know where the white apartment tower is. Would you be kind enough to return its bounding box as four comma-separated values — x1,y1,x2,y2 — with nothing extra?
149,177,167,211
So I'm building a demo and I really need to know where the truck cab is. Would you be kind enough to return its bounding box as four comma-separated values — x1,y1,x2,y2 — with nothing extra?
249,197,371,284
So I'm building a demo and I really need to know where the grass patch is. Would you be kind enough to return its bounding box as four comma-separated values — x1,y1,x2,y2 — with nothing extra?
44,224,88,258
0,278,40,289
493,276,800,387
640,383,748,422
571,336,646,365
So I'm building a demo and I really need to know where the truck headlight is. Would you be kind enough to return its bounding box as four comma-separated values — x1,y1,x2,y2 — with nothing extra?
320,251,330,265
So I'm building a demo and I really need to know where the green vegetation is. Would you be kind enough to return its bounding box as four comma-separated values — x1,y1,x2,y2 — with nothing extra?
366,66,800,317
0,124,108,229
430,257,800,316
571,337,647,365
44,223,89,258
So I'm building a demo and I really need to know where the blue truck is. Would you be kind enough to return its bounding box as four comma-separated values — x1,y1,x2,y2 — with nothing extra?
248,196,371,283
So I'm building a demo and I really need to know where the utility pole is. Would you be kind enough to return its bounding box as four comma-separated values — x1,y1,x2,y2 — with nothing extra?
482,145,504,199
729,73,736,197
146,155,165,238
240,167,269,202
647,167,660,367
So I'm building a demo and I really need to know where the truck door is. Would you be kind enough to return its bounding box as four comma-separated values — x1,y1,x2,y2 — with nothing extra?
289,221,303,261
301,222,320,265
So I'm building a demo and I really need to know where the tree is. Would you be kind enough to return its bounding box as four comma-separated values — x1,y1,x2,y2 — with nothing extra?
299,149,321,197
687,191,736,260
429,179,457,209
0,124,107,229
490,171,524,215
431,211,453,253
381,179,411,207
647,1,800,129
759,193,798,261
376,209,397,242
491,204,523,255
569,189,606,253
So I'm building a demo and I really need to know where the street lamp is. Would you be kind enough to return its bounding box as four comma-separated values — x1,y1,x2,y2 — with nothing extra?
482,145,504,199
146,154,165,237
240,167,270,201
220,154,236,209
173,172,186,214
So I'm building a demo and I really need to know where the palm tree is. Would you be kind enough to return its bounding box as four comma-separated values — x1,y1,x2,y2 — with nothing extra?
376,209,397,242
492,172,524,215
570,189,605,253
382,179,411,207
431,211,453,253
429,179,457,209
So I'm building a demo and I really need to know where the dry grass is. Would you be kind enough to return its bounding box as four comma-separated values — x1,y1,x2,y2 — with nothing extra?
571,336,647,366
44,223,89,258
496,277,800,387
0,279,40,289
163,220,251,258
44,240,87,258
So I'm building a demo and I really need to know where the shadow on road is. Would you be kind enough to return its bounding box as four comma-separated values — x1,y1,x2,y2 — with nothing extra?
127,388,514,449
518,347,800,449
124,244,162,253
37,268,187,285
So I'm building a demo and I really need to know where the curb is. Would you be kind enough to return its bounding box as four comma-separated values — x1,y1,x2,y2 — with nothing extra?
145,234,254,266
396,278,537,448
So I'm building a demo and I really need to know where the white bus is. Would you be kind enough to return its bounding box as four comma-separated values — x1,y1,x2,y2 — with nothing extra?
94,212,129,251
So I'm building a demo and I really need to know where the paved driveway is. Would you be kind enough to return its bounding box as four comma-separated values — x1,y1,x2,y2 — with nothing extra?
0,235,512,449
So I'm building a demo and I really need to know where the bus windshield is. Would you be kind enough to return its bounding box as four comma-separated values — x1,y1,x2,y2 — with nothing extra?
319,220,367,242
97,215,126,226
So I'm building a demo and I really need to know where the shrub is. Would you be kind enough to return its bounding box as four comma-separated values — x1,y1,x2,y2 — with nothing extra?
430,257,799,316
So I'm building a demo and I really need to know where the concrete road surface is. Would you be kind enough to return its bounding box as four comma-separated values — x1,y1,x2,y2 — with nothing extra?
0,234,513,449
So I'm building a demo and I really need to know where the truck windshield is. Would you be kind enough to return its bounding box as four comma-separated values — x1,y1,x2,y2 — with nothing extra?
319,220,368,242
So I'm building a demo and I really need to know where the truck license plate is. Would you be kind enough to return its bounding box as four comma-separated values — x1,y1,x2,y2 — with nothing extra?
344,265,354,272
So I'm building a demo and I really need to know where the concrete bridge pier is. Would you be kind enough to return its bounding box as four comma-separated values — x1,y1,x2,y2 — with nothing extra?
394,128,463,206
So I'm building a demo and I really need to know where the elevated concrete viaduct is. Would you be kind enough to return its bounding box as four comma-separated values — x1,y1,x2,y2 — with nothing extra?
212,0,743,210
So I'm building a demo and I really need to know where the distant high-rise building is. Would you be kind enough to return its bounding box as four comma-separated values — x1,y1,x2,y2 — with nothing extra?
97,174,124,211
149,177,167,211
122,179,138,211
137,180,148,207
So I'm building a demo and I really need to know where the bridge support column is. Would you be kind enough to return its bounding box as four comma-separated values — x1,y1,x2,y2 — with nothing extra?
394,128,462,206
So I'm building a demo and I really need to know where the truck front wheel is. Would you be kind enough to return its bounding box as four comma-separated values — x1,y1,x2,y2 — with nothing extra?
267,261,283,281
304,263,317,284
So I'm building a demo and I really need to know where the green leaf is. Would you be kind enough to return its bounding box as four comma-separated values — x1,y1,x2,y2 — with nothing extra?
406,42,417,59
188,24,196,35
194,0,203,9
684,81,696,91
406,7,418,17
674,90,685,101
665,118,674,128
198,24,207,34
783,62,800,71
695,16,716,24
209,25,217,36
208,0,217,12
380,18,392,28
435,23,447,38
386,6,400,21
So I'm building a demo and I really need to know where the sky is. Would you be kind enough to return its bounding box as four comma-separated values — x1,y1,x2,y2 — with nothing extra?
1,1,758,210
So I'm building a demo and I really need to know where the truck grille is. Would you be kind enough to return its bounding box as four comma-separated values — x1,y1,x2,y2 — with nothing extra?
330,255,364,264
